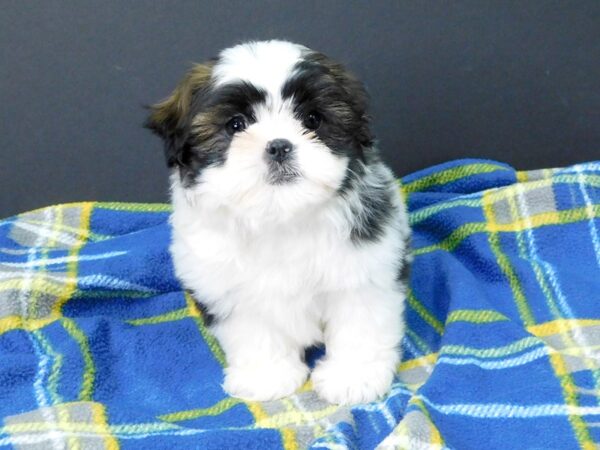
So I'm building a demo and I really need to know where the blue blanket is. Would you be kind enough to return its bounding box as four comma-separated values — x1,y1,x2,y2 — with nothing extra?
1,159,599,449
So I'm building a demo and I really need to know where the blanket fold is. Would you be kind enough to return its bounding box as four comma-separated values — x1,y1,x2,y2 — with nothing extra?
1,158,599,449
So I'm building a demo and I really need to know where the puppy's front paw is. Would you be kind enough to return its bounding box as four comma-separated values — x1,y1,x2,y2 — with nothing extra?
223,358,308,402
312,357,396,405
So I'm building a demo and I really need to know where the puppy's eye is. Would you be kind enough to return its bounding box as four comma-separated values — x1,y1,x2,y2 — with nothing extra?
303,111,322,131
226,116,247,134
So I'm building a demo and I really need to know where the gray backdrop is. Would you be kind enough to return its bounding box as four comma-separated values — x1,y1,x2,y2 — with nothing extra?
1,1,599,218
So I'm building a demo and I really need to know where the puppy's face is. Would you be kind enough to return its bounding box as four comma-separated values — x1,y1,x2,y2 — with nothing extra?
147,41,372,222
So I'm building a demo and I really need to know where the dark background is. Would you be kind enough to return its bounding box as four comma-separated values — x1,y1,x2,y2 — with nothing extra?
1,1,599,218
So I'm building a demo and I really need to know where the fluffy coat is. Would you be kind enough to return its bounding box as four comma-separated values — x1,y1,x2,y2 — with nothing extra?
147,40,411,404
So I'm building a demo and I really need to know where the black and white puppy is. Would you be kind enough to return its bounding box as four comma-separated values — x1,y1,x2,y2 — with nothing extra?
147,40,411,405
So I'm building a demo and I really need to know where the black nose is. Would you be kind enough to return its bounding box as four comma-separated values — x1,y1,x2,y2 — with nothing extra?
265,139,294,162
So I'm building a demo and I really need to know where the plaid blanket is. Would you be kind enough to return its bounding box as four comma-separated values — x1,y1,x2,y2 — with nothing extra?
1,158,599,449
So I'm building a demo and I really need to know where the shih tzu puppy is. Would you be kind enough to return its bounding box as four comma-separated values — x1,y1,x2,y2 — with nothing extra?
146,40,411,405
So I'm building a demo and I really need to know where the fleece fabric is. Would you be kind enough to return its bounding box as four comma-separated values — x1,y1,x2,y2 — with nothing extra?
0,159,599,449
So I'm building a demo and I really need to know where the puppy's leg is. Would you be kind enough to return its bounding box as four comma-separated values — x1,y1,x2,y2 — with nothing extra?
213,312,309,401
312,286,404,404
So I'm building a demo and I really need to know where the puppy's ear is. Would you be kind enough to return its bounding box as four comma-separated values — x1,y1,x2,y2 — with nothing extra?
145,63,214,168
332,67,373,148
309,53,374,148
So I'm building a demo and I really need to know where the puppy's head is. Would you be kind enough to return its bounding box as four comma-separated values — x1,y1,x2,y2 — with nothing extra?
147,40,373,222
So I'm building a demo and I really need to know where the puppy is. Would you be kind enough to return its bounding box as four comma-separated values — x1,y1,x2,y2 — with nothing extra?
146,40,411,405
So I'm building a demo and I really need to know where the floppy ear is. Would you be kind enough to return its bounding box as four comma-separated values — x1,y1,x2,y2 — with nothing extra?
145,63,214,168
308,52,374,148
332,66,373,148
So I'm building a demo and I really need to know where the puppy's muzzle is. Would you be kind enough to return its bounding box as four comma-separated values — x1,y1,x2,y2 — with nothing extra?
266,139,294,163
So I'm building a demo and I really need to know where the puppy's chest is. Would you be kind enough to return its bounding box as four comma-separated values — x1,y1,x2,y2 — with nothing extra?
189,224,353,294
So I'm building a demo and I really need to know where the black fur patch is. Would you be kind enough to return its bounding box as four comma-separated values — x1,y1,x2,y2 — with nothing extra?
281,52,373,162
398,234,412,285
349,171,396,244
180,82,267,185
200,82,267,118
146,76,267,186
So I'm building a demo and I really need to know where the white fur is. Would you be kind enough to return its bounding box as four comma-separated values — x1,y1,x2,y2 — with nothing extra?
190,97,348,226
169,41,409,404
213,40,306,95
